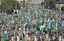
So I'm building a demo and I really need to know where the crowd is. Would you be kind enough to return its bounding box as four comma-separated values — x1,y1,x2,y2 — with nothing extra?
0,4,64,41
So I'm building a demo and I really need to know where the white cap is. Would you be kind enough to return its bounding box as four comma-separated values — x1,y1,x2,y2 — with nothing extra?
19,28,21,30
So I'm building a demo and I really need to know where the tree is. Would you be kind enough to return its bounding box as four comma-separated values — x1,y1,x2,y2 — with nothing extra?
45,1,56,9
49,1,56,10
1,0,21,14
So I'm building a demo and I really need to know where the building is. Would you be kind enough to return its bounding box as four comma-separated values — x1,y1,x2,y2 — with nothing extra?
55,0,64,10
17,0,44,4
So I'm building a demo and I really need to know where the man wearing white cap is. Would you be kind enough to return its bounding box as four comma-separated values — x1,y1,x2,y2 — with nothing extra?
17,35,20,41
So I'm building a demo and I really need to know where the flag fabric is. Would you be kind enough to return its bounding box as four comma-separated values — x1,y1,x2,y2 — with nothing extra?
40,26,43,30
11,18,14,24
52,24,56,33
43,26,48,32
62,21,64,27
59,27,64,33
40,18,47,30
53,14,56,19
23,22,27,34
48,20,53,29
36,20,44,29
39,19,45,30
44,18,46,27
38,10,41,15
2,33,9,41
5,28,9,39
56,21,58,31
15,18,20,26
23,19,30,24
17,11,21,17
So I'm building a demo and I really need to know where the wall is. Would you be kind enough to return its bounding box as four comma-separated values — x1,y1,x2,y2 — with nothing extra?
56,4,64,10
32,0,43,4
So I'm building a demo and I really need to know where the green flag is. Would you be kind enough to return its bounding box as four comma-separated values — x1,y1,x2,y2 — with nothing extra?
2,34,9,41
59,27,64,33
23,19,30,24
17,11,21,17
52,24,56,33
43,26,48,33
14,18,20,26
38,10,41,14
36,20,44,29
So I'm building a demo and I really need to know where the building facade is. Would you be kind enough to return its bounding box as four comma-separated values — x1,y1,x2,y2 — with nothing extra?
17,0,44,3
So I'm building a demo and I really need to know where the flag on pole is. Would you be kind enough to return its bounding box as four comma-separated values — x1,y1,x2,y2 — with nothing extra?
2,33,9,41
62,20,64,27
52,24,57,33
56,21,58,31
48,20,53,29
36,20,44,29
23,22,27,35
24,18,30,24
40,18,47,30
11,18,14,24
5,28,9,39
38,10,41,15
17,11,21,17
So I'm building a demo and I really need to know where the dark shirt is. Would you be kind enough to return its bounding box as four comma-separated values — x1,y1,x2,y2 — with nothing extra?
38,37,41,41
55,37,58,41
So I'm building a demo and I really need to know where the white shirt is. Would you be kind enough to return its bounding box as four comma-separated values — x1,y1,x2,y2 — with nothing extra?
52,36,55,40
17,36,20,41
62,38,64,41
59,36,62,41
46,34,48,39
62,21,64,27
33,36,37,41
12,37,15,41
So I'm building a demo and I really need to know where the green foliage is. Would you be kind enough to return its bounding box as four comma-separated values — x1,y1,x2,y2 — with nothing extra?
1,0,21,14
44,1,55,9
49,1,55,9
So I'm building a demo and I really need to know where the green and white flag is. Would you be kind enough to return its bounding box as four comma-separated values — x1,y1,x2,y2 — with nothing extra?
52,24,57,33
38,10,41,15
36,20,44,30
23,19,30,24
17,11,21,17
40,18,47,30
2,34,9,41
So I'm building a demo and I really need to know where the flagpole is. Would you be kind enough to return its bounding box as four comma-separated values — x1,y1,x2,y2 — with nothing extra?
14,0,18,38
14,25,17,38
23,23,26,35
27,27,28,33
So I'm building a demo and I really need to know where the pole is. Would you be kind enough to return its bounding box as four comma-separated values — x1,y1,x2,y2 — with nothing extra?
14,25,17,41
24,24,25,35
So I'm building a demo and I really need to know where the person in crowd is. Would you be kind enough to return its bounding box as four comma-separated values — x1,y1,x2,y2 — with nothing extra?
58,34,62,41
37,36,41,41
62,19,64,27
62,35,64,41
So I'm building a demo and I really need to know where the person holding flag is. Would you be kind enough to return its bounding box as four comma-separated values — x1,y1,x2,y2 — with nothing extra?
36,18,44,31
17,11,21,17
2,30,9,41
48,18,53,29
62,19,64,27
39,17,46,32
52,23,57,34
56,20,58,31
